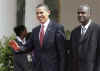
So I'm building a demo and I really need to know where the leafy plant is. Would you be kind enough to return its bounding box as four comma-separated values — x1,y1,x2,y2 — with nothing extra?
0,35,15,71
65,30,71,40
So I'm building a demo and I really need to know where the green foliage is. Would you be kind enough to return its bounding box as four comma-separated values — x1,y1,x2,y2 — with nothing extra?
0,35,15,71
44,0,59,21
65,30,71,40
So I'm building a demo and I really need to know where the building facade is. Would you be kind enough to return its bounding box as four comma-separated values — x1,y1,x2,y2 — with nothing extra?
0,0,100,39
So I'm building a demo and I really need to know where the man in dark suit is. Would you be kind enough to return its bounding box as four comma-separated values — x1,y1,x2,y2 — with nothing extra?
10,4,66,71
70,4,100,71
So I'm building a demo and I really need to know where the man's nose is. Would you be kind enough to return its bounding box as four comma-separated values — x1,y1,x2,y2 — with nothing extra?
79,13,83,16
37,13,42,17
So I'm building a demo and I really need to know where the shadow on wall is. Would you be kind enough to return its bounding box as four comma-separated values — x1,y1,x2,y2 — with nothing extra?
17,0,25,26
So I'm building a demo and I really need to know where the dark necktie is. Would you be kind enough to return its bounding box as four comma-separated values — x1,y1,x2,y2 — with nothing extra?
40,25,44,47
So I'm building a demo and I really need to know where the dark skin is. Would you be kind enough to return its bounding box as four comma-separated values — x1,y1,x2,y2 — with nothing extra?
77,6,91,26
20,29,27,41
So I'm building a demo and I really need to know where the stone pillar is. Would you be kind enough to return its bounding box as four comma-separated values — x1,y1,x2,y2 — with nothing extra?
25,0,44,32
0,0,16,39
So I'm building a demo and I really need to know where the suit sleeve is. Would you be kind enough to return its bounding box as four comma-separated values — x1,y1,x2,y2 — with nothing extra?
24,31,34,51
55,24,66,71
95,25,100,71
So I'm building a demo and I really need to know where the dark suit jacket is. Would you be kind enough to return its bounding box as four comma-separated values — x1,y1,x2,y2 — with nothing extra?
70,21,100,71
13,39,30,71
25,20,66,71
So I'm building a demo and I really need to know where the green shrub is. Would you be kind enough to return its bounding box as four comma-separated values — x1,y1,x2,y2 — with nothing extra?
0,35,15,71
65,30,71,40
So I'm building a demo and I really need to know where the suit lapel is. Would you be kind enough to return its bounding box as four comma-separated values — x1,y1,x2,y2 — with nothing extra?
35,25,41,47
78,22,94,57
75,26,81,43
80,22,94,42
42,21,54,47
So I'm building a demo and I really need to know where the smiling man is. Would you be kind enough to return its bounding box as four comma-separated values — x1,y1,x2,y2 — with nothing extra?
26,4,66,71
36,5,50,24
9,4,66,71
70,4,100,71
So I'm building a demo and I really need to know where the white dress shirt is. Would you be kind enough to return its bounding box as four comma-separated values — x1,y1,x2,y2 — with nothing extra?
81,19,92,35
40,19,50,34
39,19,50,39
16,36,26,45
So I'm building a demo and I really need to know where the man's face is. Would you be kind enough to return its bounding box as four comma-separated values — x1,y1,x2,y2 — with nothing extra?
36,7,50,24
77,6,90,25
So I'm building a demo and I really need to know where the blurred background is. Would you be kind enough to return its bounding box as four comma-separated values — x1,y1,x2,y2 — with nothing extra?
0,0,100,39
0,0,100,71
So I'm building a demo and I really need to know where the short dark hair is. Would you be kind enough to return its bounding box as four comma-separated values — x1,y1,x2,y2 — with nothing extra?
78,4,91,13
14,25,26,36
36,3,49,11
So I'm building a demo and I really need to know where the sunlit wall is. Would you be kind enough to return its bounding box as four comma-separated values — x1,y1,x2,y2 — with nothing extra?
25,0,44,32
0,0,16,39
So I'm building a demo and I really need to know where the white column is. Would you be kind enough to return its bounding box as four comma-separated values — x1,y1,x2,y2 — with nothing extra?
0,0,16,39
25,0,44,32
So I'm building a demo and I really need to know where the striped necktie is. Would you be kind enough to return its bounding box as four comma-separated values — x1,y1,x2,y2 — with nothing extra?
81,27,86,37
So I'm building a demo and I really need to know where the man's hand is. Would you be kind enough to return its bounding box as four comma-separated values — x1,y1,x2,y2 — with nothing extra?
9,40,20,51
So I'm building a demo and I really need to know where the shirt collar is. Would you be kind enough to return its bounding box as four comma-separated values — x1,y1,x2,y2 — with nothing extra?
40,19,50,33
41,18,50,28
16,36,26,45
81,19,92,30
